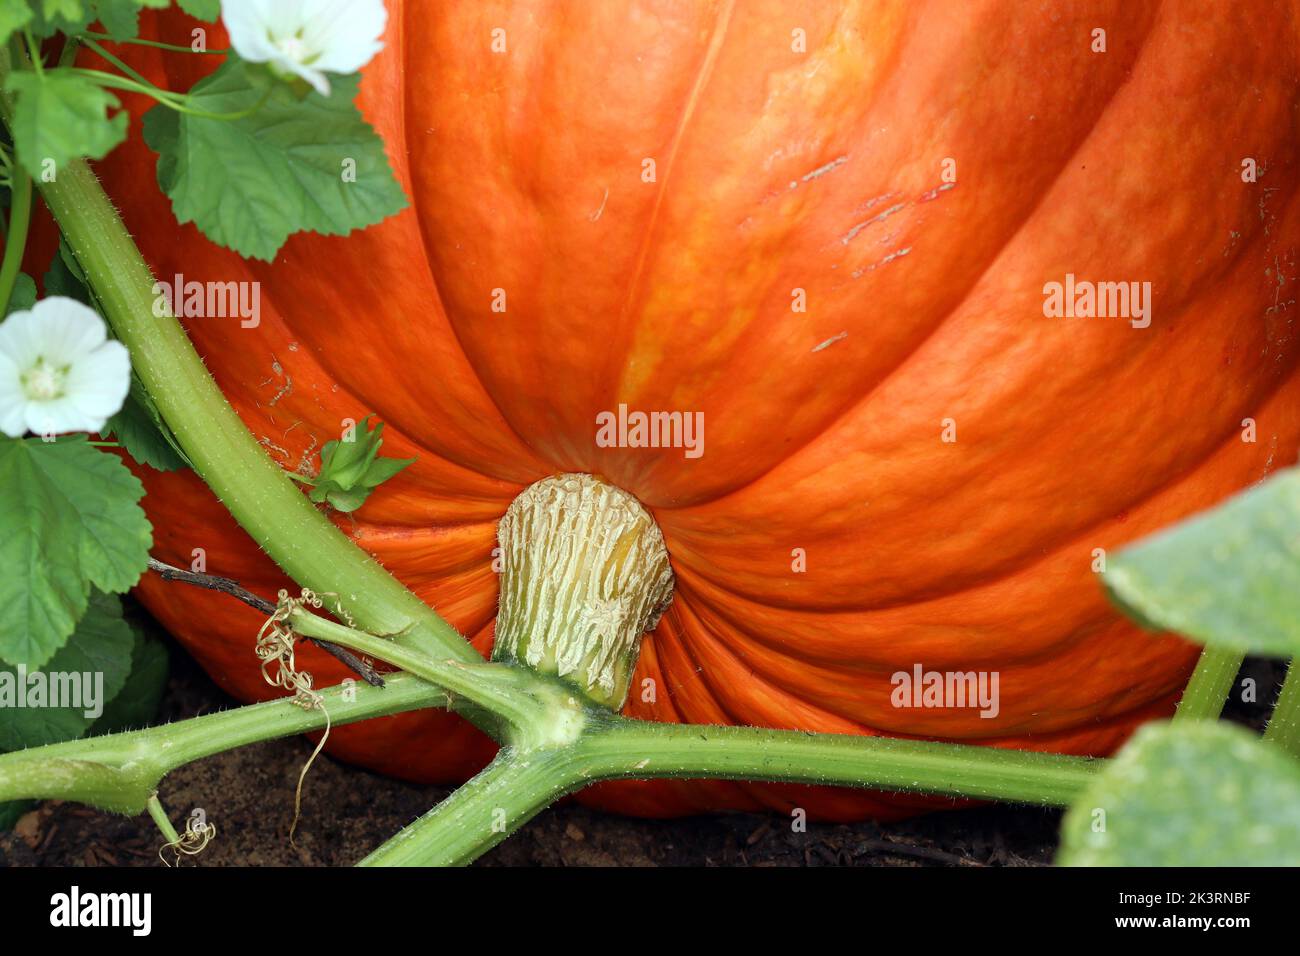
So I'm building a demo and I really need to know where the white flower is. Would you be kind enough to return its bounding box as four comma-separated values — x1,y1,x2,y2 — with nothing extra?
0,297,131,439
221,0,388,96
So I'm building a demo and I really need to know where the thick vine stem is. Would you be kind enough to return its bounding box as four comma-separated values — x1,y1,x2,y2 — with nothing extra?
582,718,1096,805
285,605,554,736
358,748,591,867
1264,659,1300,759
0,674,446,813
360,714,1099,866
0,43,481,679
1174,645,1244,722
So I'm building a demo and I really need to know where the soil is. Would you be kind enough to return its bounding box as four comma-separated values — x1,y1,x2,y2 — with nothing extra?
0,628,1281,868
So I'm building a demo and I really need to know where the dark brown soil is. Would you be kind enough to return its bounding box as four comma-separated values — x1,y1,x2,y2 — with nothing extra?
0,634,1280,868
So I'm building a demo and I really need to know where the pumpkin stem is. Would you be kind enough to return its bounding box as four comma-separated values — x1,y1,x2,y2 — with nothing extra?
492,474,674,711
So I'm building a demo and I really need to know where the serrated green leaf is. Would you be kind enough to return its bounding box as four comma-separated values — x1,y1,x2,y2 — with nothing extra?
177,0,217,21
43,0,84,19
31,436,152,593
27,0,91,39
0,0,33,47
1059,721,1300,866
0,439,90,667
143,57,407,260
4,272,36,315
1104,468,1300,659
6,71,128,179
88,625,167,736
90,0,141,39
0,437,150,668
0,591,134,750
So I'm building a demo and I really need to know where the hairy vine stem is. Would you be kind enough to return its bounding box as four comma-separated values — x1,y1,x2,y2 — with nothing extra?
1174,645,1244,723
361,716,1098,866
0,675,448,813
1264,659,1300,759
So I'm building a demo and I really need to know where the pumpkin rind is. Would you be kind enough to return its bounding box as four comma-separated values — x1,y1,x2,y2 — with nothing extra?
96,0,1300,819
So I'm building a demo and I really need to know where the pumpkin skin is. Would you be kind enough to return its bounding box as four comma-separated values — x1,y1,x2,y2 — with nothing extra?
94,0,1300,819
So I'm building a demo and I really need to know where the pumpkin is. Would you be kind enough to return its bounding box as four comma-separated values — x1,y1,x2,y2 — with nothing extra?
94,0,1300,819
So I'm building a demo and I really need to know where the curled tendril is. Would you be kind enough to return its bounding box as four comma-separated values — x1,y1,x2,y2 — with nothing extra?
159,814,217,867
255,588,351,844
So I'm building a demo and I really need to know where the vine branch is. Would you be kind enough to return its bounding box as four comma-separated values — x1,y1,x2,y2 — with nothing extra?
147,557,385,686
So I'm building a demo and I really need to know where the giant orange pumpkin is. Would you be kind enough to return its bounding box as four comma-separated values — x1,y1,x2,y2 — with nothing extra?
93,1,1300,819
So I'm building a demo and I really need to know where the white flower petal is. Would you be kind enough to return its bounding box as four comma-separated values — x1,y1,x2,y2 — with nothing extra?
279,58,333,96
0,398,27,438
30,297,109,363
222,0,385,82
23,396,92,438
221,0,284,64
300,0,387,73
0,308,50,369
64,340,131,423
262,0,314,37
0,348,25,437
0,297,110,370
0,299,130,437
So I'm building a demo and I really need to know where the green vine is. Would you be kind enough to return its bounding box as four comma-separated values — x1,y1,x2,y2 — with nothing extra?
1173,645,1244,723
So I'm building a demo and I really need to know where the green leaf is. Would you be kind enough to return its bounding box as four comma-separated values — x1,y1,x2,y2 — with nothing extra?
27,0,91,39
33,0,86,29
4,271,35,315
33,435,153,592
177,0,217,21
42,0,85,19
143,57,408,260
1104,468,1300,659
88,626,168,736
106,383,189,471
6,71,128,179
0,437,150,668
0,593,163,830
41,238,90,304
0,440,91,667
90,0,141,39
1059,721,1300,866
0,591,134,750
302,415,414,513
362,455,413,486
0,0,33,47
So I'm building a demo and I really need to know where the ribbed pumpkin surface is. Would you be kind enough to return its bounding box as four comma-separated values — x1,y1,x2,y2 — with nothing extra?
99,1,1300,818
